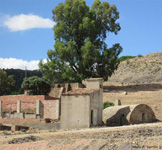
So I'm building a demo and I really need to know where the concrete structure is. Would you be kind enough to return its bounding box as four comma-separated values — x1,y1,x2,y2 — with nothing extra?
36,100,40,115
49,83,85,96
17,100,21,113
0,78,103,130
61,78,103,129
115,99,121,106
103,104,156,126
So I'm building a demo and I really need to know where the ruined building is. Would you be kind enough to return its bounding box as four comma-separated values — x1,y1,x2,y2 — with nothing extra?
0,78,103,129
103,101,156,126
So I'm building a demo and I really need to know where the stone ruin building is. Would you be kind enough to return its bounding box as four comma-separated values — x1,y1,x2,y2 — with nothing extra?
0,78,103,130
0,78,157,131
103,100,156,126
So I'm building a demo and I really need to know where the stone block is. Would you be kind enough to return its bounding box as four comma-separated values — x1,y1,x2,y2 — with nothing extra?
24,114,36,119
10,113,24,119
11,125,18,132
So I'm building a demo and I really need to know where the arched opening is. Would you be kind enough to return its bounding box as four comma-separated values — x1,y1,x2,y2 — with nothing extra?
142,112,147,121
120,114,125,126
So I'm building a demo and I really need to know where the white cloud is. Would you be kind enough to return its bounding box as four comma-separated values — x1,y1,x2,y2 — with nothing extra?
0,58,41,70
3,14,55,31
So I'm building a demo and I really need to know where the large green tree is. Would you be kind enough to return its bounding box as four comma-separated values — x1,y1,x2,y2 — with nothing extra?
21,76,51,95
39,0,122,83
0,69,15,96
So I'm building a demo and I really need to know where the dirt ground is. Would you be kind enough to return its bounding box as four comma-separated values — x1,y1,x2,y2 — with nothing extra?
0,122,162,150
103,82,162,121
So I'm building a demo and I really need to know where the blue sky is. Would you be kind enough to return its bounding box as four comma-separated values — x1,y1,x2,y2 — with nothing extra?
0,0,162,70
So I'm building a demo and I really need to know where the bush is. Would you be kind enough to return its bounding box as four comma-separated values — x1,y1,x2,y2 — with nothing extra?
137,54,143,57
118,56,136,62
103,102,114,109
20,129,26,132
10,92,19,95
21,76,51,95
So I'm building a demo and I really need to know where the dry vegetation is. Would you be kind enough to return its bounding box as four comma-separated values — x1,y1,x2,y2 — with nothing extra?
108,52,162,83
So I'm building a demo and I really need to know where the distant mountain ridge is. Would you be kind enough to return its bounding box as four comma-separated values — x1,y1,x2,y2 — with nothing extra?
108,52,162,83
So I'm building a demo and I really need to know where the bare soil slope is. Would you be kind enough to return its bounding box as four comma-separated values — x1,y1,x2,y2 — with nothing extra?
108,52,162,83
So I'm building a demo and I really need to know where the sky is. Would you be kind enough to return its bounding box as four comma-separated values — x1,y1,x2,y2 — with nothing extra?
0,0,162,70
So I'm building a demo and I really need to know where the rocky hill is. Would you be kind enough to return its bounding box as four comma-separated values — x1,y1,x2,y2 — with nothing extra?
108,52,162,83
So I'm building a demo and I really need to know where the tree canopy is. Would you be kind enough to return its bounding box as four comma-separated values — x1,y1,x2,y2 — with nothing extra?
21,76,51,95
39,0,122,83
0,69,15,96
4,69,42,92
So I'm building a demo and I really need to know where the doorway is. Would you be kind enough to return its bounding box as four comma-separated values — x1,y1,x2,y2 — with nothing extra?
120,114,125,126
91,110,93,125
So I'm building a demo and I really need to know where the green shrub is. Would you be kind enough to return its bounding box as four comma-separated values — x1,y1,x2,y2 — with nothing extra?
21,76,51,95
118,56,136,62
103,102,114,109
10,92,19,95
137,54,143,57
20,129,26,132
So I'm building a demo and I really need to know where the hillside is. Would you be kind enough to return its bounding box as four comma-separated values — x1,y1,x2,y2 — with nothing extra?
108,52,162,83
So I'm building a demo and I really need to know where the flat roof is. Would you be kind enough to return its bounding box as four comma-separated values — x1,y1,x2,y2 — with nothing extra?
62,88,98,96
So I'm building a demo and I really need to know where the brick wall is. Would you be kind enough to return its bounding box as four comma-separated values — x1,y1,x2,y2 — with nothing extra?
0,95,60,122
0,95,56,111
43,100,59,120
